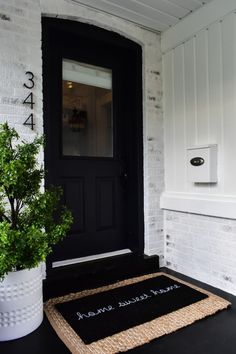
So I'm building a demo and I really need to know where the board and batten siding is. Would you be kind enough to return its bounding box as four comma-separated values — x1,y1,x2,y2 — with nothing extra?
162,5,236,295
162,11,236,218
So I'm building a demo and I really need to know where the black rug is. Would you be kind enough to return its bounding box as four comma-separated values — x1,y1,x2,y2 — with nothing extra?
55,274,207,344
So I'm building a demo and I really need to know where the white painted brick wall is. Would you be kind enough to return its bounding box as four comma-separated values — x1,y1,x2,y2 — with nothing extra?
165,210,236,295
0,0,43,141
0,0,164,265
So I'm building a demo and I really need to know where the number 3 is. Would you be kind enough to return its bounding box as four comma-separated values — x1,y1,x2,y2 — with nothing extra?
23,71,35,89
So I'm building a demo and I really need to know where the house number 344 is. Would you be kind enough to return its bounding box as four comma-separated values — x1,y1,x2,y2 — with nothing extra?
23,71,35,130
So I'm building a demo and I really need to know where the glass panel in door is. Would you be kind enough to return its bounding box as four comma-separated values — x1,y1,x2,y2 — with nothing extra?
62,59,113,157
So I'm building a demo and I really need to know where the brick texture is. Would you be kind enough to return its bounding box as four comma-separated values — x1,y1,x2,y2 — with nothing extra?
0,0,43,139
165,210,236,295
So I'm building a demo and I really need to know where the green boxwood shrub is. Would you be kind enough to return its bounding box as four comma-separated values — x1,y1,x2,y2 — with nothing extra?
0,123,73,279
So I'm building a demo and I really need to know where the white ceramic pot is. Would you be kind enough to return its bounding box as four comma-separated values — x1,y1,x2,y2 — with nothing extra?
0,265,43,341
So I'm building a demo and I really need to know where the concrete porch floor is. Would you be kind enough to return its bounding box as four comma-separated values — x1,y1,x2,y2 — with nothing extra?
0,264,235,354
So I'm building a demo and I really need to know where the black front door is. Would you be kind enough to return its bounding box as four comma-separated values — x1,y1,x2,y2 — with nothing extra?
42,18,144,264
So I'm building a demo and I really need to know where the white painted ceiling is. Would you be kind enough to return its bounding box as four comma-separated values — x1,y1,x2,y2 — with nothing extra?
70,0,215,32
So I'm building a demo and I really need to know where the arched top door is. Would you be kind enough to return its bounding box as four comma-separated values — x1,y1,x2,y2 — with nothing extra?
42,18,144,267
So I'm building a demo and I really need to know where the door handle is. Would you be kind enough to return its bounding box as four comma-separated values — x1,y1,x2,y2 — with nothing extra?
120,171,128,188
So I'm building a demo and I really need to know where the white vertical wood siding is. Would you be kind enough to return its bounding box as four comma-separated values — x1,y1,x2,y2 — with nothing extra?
163,11,236,196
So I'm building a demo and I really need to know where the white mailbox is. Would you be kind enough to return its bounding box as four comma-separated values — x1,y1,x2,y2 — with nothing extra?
187,144,217,183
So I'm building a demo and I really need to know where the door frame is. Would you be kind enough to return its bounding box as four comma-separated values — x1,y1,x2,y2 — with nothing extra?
42,17,144,266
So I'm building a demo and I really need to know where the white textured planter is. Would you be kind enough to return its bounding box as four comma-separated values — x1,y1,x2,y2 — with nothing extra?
0,266,43,341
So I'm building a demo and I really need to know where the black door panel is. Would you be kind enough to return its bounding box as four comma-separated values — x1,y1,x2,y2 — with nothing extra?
42,18,144,264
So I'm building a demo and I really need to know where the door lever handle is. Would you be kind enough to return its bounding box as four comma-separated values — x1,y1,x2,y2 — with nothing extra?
123,172,128,180
120,171,128,188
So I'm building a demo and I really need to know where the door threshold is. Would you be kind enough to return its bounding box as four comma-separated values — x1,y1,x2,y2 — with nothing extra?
52,249,132,268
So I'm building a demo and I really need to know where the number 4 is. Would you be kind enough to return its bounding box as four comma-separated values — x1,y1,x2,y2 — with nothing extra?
23,114,35,130
23,92,35,109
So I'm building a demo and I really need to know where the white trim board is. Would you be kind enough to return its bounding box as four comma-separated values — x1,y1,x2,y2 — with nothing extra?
161,0,236,53
52,249,132,268
160,192,236,219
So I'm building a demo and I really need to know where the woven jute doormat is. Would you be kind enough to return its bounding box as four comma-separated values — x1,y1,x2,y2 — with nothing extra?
44,272,231,354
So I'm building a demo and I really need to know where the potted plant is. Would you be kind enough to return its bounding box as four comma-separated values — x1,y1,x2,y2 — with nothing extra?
0,123,73,341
